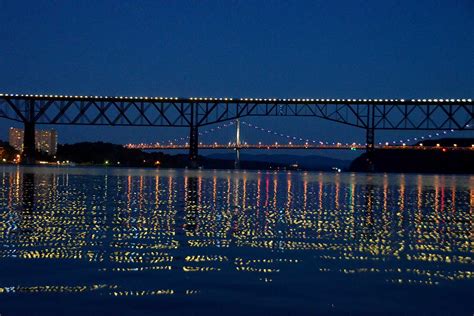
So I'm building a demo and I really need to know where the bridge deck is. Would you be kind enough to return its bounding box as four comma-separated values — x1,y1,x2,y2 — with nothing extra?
127,144,474,151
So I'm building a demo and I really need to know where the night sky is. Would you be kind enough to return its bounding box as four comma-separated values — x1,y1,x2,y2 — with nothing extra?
0,1,473,157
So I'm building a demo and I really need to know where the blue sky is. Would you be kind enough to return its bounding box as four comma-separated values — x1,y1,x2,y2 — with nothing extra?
0,0,472,155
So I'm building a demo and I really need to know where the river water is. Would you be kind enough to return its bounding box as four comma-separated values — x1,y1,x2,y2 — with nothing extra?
0,166,472,315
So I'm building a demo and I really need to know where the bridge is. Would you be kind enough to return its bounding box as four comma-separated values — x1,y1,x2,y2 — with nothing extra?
0,93,472,165
126,143,474,151
125,119,473,150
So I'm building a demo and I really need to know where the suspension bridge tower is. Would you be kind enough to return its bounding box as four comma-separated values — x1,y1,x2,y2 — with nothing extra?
234,118,241,169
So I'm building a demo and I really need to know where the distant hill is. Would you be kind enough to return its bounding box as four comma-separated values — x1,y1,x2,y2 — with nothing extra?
350,138,474,174
206,153,351,171
414,137,474,147
55,142,292,170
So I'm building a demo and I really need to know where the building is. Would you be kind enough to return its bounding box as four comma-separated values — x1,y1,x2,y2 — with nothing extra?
8,128,23,152
9,127,58,156
36,129,58,156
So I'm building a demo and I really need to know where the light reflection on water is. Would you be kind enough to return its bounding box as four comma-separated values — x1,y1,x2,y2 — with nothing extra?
0,166,473,314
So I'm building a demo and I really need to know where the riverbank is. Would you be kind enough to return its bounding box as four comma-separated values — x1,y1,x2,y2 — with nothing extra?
350,148,474,174
2,139,473,173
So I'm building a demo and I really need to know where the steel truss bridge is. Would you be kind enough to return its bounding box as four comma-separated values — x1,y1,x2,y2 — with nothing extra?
0,93,472,165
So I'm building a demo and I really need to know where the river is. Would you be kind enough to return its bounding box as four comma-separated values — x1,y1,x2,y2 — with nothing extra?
0,166,472,315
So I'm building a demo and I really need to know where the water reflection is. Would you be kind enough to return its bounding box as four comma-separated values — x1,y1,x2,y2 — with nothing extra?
0,166,473,313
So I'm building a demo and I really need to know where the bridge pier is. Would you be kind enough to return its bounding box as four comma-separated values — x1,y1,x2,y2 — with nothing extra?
188,104,199,168
21,101,36,165
365,105,375,171
366,125,375,153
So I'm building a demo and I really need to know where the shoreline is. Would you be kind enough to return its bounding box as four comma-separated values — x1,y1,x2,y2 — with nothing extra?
2,163,473,176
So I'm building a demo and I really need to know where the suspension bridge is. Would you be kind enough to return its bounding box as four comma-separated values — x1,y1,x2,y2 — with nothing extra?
125,119,473,150
0,93,472,165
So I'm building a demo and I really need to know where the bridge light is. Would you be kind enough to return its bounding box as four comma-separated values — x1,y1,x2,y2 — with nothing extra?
419,143,423,146
436,143,440,147
402,143,406,146
468,99,472,102
461,99,466,102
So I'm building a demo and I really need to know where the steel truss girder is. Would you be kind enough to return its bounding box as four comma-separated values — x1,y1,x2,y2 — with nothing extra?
0,96,472,131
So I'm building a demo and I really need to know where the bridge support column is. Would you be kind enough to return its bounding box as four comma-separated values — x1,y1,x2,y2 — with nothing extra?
366,126,375,153
188,104,199,168
234,119,240,169
22,100,36,165
365,105,375,171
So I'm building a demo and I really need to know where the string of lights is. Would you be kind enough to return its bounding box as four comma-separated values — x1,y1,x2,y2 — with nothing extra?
1,93,471,104
126,121,469,148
